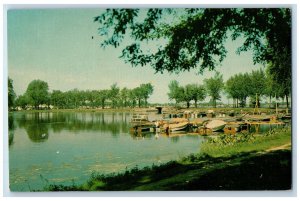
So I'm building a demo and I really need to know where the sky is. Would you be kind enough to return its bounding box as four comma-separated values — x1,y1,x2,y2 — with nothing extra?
7,8,264,103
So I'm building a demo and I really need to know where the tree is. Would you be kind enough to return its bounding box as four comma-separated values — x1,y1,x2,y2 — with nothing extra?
188,84,206,108
128,89,137,108
51,90,66,109
8,77,16,109
98,90,109,109
95,9,291,81
181,85,193,108
120,87,130,107
139,83,154,106
265,70,277,108
168,80,183,105
109,83,120,108
204,72,224,108
15,95,29,110
132,87,143,108
267,62,291,109
225,73,251,108
25,79,49,109
248,69,266,107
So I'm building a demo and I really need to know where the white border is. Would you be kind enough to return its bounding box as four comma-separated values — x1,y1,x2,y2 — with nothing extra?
1,2,299,200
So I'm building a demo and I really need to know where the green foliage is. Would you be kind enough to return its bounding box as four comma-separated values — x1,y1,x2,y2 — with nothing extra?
15,80,154,110
108,83,120,108
25,79,49,109
168,80,206,108
225,72,251,107
201,127,291,157
120,87,130,107
167,80,182,104
8,77,16,109
204,72,224,108
139,83,154,106
95,8,291,77
15,95,29,109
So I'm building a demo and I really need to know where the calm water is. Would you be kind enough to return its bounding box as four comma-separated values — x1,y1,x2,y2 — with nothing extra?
8,111,204,191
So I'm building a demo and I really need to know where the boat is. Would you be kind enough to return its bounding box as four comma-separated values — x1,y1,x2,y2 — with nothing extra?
205,119,226,132
162,121,189,133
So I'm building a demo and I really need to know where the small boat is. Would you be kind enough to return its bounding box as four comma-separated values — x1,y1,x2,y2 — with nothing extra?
163,121,189,133
205,119,226,132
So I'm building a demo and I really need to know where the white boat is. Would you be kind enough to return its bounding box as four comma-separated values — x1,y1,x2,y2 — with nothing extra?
205,119,226,132
163,121,189,133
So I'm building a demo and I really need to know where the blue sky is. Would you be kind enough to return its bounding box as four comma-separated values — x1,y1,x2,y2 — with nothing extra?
7,8,263,103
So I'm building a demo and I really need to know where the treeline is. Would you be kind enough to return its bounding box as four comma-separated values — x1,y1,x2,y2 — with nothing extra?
8,79,154,110
168,68,291,109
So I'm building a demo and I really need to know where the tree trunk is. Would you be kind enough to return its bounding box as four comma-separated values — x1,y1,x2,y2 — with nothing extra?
187,101,190,108
213,99,216,108
194,100,198,108
269,95,272,108
101,99,105,109
138,98,141,108
286,94,289,109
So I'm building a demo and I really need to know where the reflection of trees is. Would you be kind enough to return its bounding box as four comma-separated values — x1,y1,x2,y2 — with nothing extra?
9,114,15,146
14,112,131,139
16,113,50,142
129,131,155,140
25,124,49,142
170,136,180,143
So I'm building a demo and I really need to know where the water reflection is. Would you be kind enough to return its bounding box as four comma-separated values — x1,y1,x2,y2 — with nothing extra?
9,114,15,146
12,112,131,142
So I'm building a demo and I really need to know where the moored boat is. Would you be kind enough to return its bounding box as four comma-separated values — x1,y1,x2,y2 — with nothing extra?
162,120,189,133
205,119,226,132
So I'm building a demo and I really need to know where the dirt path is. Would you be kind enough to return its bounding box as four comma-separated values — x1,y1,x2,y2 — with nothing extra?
265,142,291,152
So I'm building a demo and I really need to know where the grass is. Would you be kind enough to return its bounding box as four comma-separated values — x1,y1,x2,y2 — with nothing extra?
42,127,291,191
199,128,291,157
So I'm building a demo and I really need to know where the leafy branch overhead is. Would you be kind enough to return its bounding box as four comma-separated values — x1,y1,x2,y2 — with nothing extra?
94,8,291,77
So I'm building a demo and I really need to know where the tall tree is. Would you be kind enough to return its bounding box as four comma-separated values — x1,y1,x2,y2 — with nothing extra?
109,83,120,108
225,73,251,108
132,87,143,108
204,72,224,108
188,84,206,108
248,69,266,107
98,90,109,109
25,79,49,109
120,87,130,107
8,77,16,109
15,95,28,110
50,90,66,109
139,83,154,106
168,80,183,105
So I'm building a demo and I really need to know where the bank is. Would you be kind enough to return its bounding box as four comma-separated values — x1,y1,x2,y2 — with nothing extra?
42,127,292,191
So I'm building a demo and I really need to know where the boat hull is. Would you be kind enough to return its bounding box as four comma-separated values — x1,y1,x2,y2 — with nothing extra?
205,120,226,132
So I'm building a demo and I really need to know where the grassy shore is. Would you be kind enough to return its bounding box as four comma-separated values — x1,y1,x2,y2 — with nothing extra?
43,127,291,191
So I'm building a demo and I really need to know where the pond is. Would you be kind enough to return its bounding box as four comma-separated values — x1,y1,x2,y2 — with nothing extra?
8,111,204,191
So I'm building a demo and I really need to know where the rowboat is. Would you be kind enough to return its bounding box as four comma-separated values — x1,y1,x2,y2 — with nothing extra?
205,119,226,132
163,121,189,133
